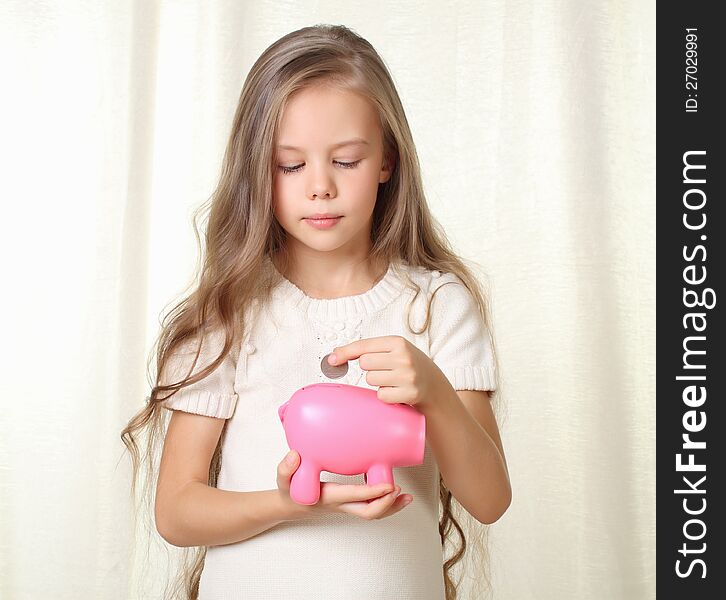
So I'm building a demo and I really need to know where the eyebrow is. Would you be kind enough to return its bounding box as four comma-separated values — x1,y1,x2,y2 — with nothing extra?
276,138,370,151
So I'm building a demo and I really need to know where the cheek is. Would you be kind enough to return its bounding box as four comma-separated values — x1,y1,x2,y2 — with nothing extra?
271,189,297,224
272,174,282,199
275,173,299,195
362,162,384,187
271,177,288,213
350,167,382,200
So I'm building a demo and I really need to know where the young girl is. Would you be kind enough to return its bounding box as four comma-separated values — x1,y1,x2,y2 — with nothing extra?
122,24,510,600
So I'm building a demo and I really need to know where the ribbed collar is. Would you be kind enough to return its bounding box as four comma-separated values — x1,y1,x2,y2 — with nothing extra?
269,258,405,320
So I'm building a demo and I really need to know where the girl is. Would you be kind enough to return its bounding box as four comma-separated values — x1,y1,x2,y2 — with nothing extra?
122,23,510,600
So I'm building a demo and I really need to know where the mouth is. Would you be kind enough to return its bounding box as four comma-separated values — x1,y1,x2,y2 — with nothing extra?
304,214,342,220
303,215,343,229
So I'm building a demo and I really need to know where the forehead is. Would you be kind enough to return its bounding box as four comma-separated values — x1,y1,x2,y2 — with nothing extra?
276,85,381,151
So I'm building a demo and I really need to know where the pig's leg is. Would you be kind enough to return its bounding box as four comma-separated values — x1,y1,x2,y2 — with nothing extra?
366,463,394,486
289,458,322,505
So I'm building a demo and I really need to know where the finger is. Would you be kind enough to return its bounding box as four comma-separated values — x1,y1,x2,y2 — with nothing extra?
360,488,401,519
276,450,299,491
357,352,396,372
367,493,413,520
329,336,394,365
378,494,413,519
342,487,401,520
364,369,398,388
321,481,394,505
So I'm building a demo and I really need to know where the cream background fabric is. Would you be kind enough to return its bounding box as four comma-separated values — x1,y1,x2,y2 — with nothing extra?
0,1,654,599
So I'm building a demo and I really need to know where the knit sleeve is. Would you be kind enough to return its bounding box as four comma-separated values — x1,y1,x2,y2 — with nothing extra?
158,327,239,419
428,272,497,392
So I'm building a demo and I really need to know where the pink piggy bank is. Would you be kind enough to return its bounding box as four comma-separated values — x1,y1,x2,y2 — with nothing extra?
277,382,426,505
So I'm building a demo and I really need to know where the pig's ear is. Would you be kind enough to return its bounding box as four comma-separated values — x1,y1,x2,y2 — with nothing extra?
428,274,497,393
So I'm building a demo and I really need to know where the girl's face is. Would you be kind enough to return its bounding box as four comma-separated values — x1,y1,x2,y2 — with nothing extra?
272,84,392,259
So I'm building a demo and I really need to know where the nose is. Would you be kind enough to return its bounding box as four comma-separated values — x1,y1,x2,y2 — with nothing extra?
307,162,336,199
311,188,331,199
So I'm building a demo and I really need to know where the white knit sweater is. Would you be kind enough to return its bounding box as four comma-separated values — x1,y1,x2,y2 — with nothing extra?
160,258,497,600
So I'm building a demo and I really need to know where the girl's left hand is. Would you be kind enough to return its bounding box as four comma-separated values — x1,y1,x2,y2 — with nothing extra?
327,335,449,409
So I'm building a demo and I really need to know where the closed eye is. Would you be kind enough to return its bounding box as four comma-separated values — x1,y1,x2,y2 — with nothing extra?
278,160,361,175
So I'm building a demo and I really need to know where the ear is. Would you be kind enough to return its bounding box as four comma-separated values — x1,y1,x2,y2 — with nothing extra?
379,152,396,184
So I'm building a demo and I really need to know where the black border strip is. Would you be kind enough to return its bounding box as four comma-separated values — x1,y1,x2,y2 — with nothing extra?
658,4,724,596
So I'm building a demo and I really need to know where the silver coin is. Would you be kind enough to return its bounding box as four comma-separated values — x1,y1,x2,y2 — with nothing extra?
321,353,348,379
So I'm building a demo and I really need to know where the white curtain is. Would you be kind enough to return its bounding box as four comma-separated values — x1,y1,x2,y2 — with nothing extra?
0,1,655,599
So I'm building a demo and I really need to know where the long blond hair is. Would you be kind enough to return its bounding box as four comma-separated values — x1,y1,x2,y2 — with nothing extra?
121,23,505,600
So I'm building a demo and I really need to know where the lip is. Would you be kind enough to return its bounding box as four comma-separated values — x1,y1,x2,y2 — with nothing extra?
305,213,341,219
304,215,343,230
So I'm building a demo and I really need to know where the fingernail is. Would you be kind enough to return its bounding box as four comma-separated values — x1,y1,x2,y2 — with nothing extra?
286,451,296,465
328,354,337,365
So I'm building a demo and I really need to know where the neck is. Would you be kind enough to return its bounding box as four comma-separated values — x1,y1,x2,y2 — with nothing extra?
271,252,387,300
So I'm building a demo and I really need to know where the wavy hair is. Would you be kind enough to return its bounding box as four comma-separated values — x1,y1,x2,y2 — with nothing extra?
121,23,506,600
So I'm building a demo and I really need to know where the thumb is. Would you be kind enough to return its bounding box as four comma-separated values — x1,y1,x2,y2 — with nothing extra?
276,450,299,491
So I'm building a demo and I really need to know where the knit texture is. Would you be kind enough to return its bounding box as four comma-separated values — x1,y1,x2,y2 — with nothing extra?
159,259,497,600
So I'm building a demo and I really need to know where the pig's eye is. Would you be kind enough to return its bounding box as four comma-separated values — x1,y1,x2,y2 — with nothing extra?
278,160,362,175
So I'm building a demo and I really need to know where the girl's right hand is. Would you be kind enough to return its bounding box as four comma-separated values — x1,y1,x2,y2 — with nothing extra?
276,450,413,521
